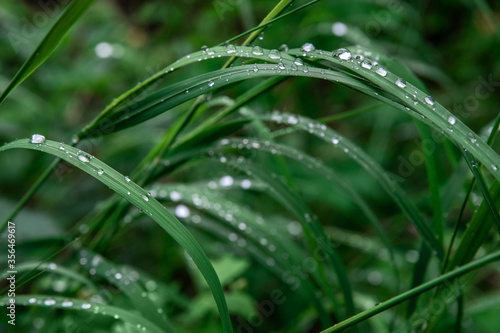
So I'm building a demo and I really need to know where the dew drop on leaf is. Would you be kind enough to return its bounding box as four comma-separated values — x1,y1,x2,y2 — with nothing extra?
395,78,407,88
447,116,456,125
30,134,45,144
375,67,387,77
361,60,373,69
301,43,315,53
424,96,435,106
78,154,90,163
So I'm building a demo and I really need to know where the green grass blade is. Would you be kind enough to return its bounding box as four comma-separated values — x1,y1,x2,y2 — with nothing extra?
0,138,233,333
265,112,444,258
0,0,95,105
0,295,164,333
320,249,500,332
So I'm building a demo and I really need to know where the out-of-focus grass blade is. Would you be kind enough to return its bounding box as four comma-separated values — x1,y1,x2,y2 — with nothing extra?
0,295,164,333
223,157,356,320
78,250,175,331
0,0,95,105
264,112,444,258
320,249,500,333
0,139,233,333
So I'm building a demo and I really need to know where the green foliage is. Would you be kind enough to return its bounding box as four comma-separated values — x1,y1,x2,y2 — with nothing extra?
1,0,500,332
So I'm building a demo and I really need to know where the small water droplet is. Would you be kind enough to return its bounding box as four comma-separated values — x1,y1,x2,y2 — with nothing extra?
279,44,288,52
492,164,498,171
28,298,37,304
61,301,73,307
175,204,190,218
44,299,56,306
97,168,104,175
81,303,91,309
424,96,435,106
375,67,387,77
142,194,149,202
278,62,286,70
332,22,348,36
251,46,264,56
220,175,234,187
226,44,237,54
334,48,351,60
258,31,264,40
331,137,340,145
125,176,131,182
208,80,215,87
447,116,456,125
361,59,373,69
268,49,281,60
78,154,90,163
294,58,304,66
395,78,407,88
30,134,45,144
301,43,315,53
241,179,252,189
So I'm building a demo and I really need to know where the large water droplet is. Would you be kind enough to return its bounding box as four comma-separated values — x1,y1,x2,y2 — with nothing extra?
301,43,315,53
251,46,264,56
334,48,351,60
268,49,281,60
424,96,435,106
395,78,407,88
30,134,45,144
332,22,347,36
375,67,387,77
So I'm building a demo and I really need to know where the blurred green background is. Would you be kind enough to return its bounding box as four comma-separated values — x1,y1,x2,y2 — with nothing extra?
1,0,500,332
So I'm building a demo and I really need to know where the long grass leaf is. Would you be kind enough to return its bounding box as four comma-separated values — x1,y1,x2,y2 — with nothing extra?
0,139,233,333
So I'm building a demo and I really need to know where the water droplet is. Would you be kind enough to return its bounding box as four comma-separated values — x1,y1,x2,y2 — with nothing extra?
334,48,351,60
361,59,373,69
332,22,347,36
395,78,407,88
241,179,252,189
266,258,276,266
287,115,298,124
30,134,45,144
59,145,65,151
258,31,264,40
142,194,149,202
125,176,131,182
301,43,315,53
268,49,281,60
278,62,286,70
81,303,91,309
78,154,90,163
226,44,237,54
61,301,73,307
28,298,37,304
375,67,387,77
279,44,288,52
424,96,435,106
331,137,340,145
220,175,234,186
44,299,56,306
208,81,215,87
447,116,456,125
251,46,264,56
492,164,498,171
228,233,238,242
114,273,122,280
97,168,104,175
175,204,190,218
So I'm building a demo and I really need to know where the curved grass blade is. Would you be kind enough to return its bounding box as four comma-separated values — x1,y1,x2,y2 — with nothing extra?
217,137,397,271
78,250,175,331
263,111,444,258
0,295,164,333
0,139,233,333
220,156,356,320
319,249,500,332
0,0,96,105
